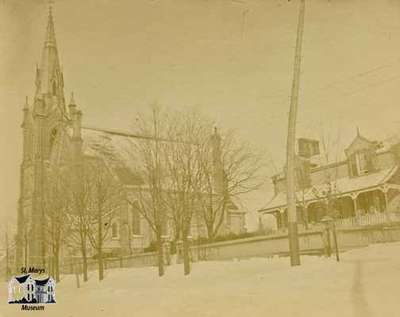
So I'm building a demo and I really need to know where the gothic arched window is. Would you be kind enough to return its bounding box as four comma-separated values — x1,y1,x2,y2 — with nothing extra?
112,222,119,238
131,202,141,235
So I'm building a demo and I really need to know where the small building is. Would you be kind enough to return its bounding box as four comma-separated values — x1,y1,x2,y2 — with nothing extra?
259,132,400,230
8,274,56,304
35,277,56,304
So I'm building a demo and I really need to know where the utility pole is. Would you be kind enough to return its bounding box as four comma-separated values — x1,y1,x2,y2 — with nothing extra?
286,0,305,266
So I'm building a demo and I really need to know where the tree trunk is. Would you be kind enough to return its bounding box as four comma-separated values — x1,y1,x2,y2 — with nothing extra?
50,234,61,282
82,254,88,282
157,236,164,277
48,256,53,278
80,239,88,282
98,242,104,281
24,231,28,268
206,222,215,243
54,250,60,283
74,263,80,289
98,212,104,281
98,250,104,281
182,234,191,276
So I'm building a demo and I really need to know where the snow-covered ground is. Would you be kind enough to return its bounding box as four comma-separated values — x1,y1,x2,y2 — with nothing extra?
1,242,400,317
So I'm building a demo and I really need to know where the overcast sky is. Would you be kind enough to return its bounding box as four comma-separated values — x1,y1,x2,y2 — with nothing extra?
1,0,400,230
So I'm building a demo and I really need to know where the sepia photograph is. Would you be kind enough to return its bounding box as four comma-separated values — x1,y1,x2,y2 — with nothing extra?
1,0,400,316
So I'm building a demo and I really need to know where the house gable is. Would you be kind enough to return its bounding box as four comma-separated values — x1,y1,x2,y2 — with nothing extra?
345,135,376,157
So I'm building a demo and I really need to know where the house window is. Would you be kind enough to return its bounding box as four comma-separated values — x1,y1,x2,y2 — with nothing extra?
349,151,376,177
26,283,34,302
357,151,375,175
349,155,358,176
356,152,368,174
111,222,119,238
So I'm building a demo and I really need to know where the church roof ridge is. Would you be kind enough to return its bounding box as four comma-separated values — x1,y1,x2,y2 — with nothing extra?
81,126,159,141
81,126,194,145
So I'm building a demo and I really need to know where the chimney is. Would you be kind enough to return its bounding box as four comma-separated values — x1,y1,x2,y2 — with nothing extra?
297,138,320,159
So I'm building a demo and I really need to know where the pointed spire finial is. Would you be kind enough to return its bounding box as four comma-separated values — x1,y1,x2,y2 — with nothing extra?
48,0,55,14
357,126,360,137
45,0,56,47
37,0,63,98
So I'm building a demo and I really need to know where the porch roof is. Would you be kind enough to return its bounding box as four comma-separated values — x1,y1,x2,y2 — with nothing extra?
259,166,397,213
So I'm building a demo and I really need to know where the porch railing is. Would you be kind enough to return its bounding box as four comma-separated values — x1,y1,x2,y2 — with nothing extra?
335,212,400,228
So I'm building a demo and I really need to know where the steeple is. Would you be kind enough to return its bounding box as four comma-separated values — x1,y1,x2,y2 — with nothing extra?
35,3,64,101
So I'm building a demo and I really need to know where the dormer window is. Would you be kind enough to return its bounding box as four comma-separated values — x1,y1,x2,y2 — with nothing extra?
349,150,376,177
345,133,379,177
356,152,369,175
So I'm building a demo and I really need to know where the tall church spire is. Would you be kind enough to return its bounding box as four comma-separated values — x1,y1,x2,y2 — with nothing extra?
35,2,64,100
46,4,56,46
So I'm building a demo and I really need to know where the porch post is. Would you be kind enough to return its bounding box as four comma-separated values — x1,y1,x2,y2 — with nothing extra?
278,208,284,229
304,202,311,229
381,185,389,212
350,193,358,216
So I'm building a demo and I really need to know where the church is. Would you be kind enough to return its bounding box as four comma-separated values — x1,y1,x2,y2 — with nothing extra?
15,6,246,270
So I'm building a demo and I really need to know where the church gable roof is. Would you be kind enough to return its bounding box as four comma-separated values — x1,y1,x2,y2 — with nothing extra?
81,127,145,186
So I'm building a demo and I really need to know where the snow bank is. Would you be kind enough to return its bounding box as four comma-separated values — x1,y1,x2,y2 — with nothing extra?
1,242,400,317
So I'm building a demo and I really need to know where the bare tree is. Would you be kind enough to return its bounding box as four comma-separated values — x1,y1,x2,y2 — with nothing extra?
86,160,119,281
295,156,311,229
44,166,70,282
161,111,209,275
126,106,169,277
127,106,263,274
65,161,94,282
197,129,264,241
309,129,343,220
